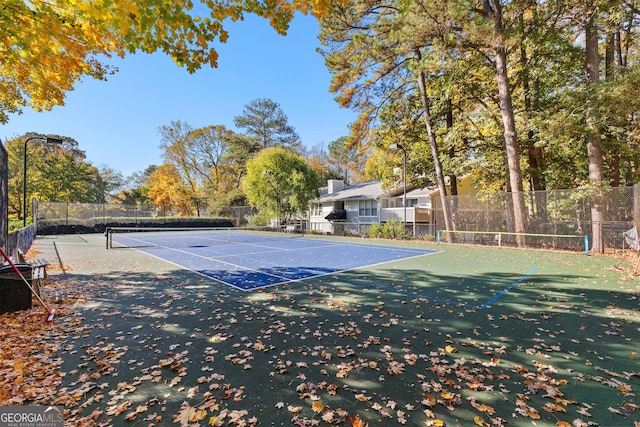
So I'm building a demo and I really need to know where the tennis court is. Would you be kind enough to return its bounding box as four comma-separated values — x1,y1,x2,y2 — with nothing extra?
107,227,439,290
23,233,640,426
107,227,541,310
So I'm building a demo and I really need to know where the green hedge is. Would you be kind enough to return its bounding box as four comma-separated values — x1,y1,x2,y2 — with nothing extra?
37,216,234,235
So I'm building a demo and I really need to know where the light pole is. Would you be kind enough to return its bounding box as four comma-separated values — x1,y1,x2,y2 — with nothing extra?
389,143,407,231
23,135,63,227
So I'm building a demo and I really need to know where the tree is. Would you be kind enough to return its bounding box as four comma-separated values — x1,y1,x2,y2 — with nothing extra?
147,163,194,216
224,134,262,188
318,0,456,237
234,98,301,151
327,136,363,184
0,0,344,123
114,165,157,206
159,121,207,216
94,166,125,203
243,147,320,225
4,134,114,220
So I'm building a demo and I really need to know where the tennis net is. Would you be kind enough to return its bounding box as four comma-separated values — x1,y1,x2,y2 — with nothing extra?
105,226,303,249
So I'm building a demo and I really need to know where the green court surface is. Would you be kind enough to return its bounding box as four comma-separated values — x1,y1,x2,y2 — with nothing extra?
17,234,640,426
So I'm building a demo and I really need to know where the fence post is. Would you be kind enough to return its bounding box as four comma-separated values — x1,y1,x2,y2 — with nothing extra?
584,235,589,255
32,199,38,233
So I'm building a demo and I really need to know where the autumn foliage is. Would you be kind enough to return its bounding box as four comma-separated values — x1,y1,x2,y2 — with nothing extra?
0,0,345,123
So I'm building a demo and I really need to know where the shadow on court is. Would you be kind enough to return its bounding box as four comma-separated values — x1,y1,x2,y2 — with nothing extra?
27,234,640,426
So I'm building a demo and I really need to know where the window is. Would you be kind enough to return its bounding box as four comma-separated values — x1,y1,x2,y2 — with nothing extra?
312,203,322,216
358,200,377,217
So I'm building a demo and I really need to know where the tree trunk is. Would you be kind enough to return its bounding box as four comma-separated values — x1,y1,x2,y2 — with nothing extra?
487,0,527,246
585,14,605,253
520,25,547,226
445,98,458,230
415,49,454,241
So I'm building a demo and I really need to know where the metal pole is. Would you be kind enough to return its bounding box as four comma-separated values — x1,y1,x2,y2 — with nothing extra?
22,136,39,228
22,136,62,228
388,142,408,233
403,148,407,232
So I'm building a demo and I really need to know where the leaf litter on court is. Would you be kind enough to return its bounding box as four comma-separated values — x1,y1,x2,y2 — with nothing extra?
1,266,639,426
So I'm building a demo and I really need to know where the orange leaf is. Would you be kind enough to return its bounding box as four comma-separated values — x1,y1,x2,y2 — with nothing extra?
311,401,324,413
528,408,540,419
349,415,367,427
422,395,437,407
355,393,370,402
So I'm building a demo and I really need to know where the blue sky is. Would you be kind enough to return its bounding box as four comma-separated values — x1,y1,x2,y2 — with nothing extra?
2,13,357,177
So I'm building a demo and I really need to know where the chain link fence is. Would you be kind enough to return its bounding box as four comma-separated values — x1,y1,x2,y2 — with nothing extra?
0,142,37,258
434,186,636,252
22,184,640,253
36,202,238,234
0,142,7,253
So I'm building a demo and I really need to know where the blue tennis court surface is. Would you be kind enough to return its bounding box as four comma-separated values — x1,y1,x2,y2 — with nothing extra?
112,232,438,291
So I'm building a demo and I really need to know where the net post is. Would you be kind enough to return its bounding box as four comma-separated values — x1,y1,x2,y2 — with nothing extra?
497,232,502,248
105,228,111,249
584,235,589,255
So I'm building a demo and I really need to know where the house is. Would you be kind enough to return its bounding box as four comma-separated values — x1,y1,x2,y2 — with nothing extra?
309,179,437,236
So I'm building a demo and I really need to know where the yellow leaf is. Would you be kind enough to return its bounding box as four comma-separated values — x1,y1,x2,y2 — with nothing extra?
311,401,324,413
441,391,454,400
445,345,457,353
474,416,488,426
475,403,495,415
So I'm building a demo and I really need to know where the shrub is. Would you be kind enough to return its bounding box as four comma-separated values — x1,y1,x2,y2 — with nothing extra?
367,220,410,240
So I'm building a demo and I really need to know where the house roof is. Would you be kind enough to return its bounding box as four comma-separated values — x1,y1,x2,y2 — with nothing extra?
317,180,437,202
317,180,383,202
386,185,438,198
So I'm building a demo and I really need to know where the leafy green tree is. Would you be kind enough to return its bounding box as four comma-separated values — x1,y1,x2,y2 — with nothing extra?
224,133,262,188
233,98,301,151
5,134,116,221
243,147,320,225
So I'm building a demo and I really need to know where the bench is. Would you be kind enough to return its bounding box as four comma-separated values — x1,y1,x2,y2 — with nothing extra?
30,259,50,297
284,225,297,233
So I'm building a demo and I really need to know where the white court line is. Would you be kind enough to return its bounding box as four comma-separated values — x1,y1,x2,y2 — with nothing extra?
114,236,439,291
